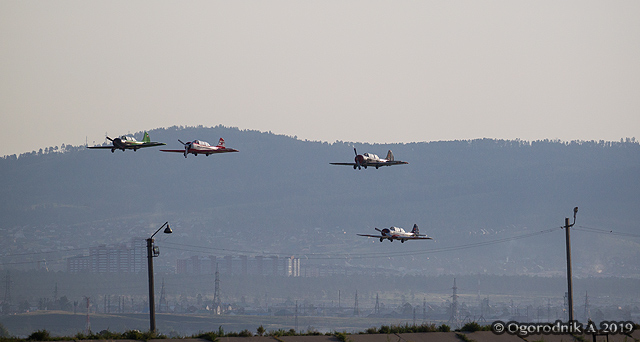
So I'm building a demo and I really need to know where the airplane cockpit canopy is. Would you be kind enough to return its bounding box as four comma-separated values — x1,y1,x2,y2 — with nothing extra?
193,140,210,146
363,153,379,160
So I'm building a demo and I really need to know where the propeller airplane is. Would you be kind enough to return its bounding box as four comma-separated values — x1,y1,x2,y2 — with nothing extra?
88,132,165,152
358,224,433,243
160,138,238,158
331,148,408,170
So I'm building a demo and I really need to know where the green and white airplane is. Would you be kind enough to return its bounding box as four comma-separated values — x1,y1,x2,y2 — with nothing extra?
88,132,166,152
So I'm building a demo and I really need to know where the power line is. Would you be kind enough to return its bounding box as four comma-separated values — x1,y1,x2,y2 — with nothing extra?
0,257,67,267
158,227,561,260
574,225,640,238
0,246,88,257
3,224,633,267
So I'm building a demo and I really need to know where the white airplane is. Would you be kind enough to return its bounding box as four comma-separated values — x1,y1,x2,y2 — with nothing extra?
331,148,408,170
160,138,239,158
358,224,433,243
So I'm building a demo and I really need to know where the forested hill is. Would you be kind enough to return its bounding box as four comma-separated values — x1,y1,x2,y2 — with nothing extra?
1,126,639,275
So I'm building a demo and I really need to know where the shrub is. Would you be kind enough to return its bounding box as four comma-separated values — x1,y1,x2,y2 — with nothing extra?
0,324,10,338
460,322,480,332
267,329,288,337
27,330,51,341
334,332,351,342
124,330,143,340
305,329,321,336
237,329,252,337
378,325,391,334
194,331,218,341
437,324,451,332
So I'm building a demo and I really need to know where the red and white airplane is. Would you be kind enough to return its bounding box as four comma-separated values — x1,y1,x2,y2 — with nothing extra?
331,148,408,170
160,138,238,158
358,224,433,243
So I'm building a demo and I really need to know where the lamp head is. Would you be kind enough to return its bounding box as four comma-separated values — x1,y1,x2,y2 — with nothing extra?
573,207,578,219
163,224,172,234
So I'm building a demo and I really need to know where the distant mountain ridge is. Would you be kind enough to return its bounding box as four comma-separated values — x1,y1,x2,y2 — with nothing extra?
1,125,639,275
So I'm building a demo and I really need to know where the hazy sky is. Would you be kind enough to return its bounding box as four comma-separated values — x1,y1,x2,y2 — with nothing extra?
1,1,639,157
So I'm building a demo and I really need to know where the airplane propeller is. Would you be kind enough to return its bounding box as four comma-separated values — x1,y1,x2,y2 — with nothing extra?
105,137,117,152
178,139,190,158
354,148,362,170
106,136,125,151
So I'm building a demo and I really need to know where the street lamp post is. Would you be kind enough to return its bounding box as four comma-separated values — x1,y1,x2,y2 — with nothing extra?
147,222,172,333
563,207,578,323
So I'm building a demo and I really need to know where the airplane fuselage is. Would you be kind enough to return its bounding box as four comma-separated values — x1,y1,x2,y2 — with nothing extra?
161,138,239,158
111,136,144,151
186,140,238,155
357,153,382,163
379,227,417,241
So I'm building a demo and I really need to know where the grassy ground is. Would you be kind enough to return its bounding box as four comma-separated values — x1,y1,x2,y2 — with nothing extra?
0,311,420,337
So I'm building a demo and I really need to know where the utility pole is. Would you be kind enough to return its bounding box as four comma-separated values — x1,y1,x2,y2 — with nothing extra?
353,290,359,316
213,263,221,314
423,297,426,322
584,291,590,322
563,207,578,322
448,278,459,329
159,279,166,314
84,296,91,334
294,300,298,332
2,271,11,314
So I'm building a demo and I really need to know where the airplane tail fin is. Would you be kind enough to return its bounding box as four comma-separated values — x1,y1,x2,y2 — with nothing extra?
411,224,419,235
386,150,394,161
217,138,226,147
143,132,151,143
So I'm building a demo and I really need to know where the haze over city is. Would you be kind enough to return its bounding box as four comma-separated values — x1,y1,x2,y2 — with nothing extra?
1,126,639,336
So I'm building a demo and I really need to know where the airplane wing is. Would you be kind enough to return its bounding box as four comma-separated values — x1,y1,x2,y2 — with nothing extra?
357,234,384,238
160,149,238,154
404,236,433,240
370,161,409,167
89,143,165,150
331,161,408,167
139,142,166,147
203,149,238,154
117,143,165,150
